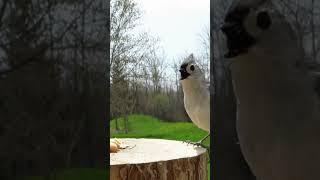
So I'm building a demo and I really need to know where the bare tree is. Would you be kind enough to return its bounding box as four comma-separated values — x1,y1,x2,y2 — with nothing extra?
0,0,106,178
198,25,210,80
278,0,320,62
110,0,158,132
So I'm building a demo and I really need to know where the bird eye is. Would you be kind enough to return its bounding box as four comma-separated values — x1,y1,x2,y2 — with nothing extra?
256,11,271,30
190,65,195,71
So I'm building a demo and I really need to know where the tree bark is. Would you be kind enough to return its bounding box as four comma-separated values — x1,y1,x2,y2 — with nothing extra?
110,138,208,180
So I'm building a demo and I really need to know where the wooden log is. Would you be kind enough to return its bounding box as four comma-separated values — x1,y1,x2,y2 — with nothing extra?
110,138,208,180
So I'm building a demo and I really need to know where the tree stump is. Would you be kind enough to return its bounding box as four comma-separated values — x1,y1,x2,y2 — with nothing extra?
110,138,208,180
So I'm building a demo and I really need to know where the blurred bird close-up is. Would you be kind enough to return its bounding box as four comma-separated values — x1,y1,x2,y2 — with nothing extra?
221,0,320,179
179,54,210,147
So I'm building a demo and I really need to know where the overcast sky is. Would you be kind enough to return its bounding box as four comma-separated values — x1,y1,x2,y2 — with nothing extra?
135,0,210,61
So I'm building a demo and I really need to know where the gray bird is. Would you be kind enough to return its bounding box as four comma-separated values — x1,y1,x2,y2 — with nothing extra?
179,54,210,146
221,0,320,179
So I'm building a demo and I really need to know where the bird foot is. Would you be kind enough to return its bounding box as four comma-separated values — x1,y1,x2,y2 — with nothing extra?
183,140,208,149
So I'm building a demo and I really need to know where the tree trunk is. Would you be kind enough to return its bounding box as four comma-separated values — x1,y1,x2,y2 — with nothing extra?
110,138,208,180
115,119,119,131
124,116,129,134
311,0,317,62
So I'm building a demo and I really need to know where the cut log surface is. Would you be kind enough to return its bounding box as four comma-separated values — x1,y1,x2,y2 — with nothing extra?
110,138,208,180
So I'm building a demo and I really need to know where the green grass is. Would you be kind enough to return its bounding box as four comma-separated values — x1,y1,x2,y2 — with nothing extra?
27,115,210,180
111,114,210,144
111,114,210,179
26,168,107,180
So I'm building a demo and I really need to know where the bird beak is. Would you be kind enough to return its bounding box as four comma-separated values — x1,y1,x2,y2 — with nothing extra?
221,7,256,58
179,68,190,80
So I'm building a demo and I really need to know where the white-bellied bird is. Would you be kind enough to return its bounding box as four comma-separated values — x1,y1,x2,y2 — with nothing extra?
179,54,210,147
221,0,320,179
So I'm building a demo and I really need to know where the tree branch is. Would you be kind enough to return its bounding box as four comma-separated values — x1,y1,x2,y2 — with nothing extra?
0,0,9,29
0,0,96,77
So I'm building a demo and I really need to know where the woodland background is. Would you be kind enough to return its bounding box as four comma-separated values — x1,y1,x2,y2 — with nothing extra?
0,0,319,179
0,0,106,179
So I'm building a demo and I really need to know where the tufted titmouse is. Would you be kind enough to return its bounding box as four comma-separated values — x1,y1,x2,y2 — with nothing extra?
221,0,320,179
179,54,210,146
